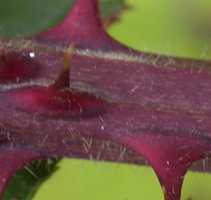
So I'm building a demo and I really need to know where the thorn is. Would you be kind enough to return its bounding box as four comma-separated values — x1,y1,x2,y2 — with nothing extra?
33,0,101,45
33,0,128,51
63,44,74,72
0,45,5,59
0,46,3,56
0,46,8,67
52,44,74,89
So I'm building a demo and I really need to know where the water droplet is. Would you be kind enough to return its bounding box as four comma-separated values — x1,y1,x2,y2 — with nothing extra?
29,52,35,58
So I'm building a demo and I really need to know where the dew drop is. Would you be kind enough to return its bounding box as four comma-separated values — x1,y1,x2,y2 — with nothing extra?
29,52,35,58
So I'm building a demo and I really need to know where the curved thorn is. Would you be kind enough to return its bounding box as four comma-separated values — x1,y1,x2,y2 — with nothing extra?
52,44,74,89
32,0,130,51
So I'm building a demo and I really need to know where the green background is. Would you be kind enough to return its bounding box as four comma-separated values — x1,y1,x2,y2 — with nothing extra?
31,0,211,200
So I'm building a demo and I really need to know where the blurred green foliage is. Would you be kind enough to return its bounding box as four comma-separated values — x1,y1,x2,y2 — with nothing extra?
0,0,125,37
3,159,60,200
110,0,211,59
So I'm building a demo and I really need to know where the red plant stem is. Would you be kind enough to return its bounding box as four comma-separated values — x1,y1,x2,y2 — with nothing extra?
0,0,210,199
